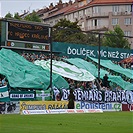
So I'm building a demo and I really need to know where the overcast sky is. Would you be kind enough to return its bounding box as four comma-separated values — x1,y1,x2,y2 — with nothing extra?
0,0,74,17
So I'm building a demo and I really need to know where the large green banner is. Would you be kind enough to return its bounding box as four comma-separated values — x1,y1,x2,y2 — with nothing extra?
53,42,132,61
0,48,69,89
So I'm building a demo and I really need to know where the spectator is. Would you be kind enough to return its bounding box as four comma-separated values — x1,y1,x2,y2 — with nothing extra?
68,89,75,109
131,63,133,70
102,74,110,88
0,78,3,87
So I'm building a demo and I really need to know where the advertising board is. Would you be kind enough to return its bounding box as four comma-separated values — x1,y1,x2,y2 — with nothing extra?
75,101,122,111
122,104,133,111
22,109,103,115
0,101,20,114
20,101,68,114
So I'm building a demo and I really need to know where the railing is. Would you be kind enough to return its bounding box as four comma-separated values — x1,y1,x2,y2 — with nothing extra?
91,12,109,17
112,11,132,16
87,25,108,31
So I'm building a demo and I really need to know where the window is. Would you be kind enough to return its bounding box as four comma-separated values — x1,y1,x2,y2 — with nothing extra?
124,31,131,36
92,19,96,26
85,9,90,16
79,10,83,17
50,21,53,24
85,9,88,15
71,14,74,19
93,6,101,13
69,14,73,20
124,18,132,25
55,20,58,23
125,5,132,12
74,12,78,18
81,22,84,28
112,6,119,12
92,19,101,26
112,18,118,25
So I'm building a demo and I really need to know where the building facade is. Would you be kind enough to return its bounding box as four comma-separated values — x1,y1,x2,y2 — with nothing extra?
36,0,133,48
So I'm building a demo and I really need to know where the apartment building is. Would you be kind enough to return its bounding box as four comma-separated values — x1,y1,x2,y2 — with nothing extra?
37,0,133,48
38,0,77,26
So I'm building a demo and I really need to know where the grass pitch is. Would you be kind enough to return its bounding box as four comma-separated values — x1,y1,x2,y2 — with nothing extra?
0,112,133,133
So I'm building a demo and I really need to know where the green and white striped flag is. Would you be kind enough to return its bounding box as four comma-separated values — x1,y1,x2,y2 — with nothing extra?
36,90,51,101
0,85,10,102
34,60,95,81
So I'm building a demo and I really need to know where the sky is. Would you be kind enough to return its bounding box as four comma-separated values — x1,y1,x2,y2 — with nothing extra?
0,0,74,17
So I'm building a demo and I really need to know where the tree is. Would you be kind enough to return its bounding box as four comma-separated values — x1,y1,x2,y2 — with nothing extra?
53,18,81,42
24,10,41,22
102,25,130,49
53,18,98,45
4,12,13,18
4,10,41,22
14,13,21,20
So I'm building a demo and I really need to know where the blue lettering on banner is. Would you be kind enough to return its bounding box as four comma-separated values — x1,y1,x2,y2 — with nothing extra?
80,102,112,110
75,102,122,111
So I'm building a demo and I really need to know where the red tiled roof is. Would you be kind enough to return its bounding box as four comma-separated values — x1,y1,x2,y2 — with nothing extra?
89,0,133,5
65,4,86,14
44,3,78,19
65,0,133,15
36,8,49,15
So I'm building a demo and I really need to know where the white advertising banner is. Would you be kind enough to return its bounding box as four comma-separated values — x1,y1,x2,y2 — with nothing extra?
22,109,103,115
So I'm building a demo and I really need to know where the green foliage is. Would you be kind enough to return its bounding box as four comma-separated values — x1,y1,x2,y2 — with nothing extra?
102,25,130,49
53,18,81,43
14,13,21,20
4,12,13,18
24,10,41,22
53,18,98,45
4,10,41,22
54,18,81,31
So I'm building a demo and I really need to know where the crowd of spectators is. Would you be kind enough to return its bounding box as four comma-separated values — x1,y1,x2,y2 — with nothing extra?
21,51,67,62
1,51,132,93
0,75,8,87
112,59,133,70
20,51,128,91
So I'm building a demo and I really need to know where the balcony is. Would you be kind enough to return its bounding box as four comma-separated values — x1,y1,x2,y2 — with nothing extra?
87,25,108,31
91,12,109,17
112,11,132,16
